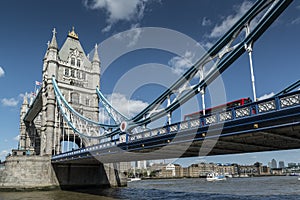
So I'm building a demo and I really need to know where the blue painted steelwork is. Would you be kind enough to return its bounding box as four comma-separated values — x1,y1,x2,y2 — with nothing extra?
111,0,293,134
52,77,118,139
51,0,293,142
96,87,129,124
275,80,300,96
126,91,300,143
52,90,300,162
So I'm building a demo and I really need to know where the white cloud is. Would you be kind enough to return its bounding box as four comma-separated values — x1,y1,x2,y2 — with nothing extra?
291,17,300,25
168,51,196,76
106,93,148,118
202,17,212,26
0,150,9,158
200,41,214,50
0,67,4,77
1,98,19,107
13,135,20,141
114,23,143,47
257,92,275,101
209,1,253,38
84,0,153,32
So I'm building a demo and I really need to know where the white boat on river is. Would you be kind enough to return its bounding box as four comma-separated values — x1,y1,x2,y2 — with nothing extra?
206,173,227,181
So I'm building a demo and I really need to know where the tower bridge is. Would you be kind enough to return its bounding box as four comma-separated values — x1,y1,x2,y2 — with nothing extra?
0,0,299,190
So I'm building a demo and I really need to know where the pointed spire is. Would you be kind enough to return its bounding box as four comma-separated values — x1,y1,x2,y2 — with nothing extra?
49,28,58,49
92,44,100,63
22,93,28,105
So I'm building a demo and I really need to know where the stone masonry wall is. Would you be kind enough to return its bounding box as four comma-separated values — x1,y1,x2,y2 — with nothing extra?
0,155,59,190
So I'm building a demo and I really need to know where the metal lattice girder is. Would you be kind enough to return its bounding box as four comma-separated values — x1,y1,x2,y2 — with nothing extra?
52,77,118,139
275,79,300,96
96,87,129,124
280,94,300,108
52,90,300,162
105,0,293,135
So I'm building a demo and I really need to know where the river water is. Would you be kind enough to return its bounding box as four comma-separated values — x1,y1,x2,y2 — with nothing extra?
0,176,300,200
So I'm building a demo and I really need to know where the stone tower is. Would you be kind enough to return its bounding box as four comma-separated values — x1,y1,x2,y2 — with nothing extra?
18,28,101,156
2,28,126,190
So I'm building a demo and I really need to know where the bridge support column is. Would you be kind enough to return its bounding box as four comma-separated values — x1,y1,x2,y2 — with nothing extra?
40,82,56,156
104,163,127,187
0,155,59,190
52,162,127,189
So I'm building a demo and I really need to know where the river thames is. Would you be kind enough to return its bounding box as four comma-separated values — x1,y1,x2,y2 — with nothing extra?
0,176,300,200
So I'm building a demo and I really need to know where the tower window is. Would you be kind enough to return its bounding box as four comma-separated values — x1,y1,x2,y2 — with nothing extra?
64,68,69,76
71,93,79,105
77,59,81,67
71,69,75,77
86,98,90,106
71,57,75,66
82,72,86,80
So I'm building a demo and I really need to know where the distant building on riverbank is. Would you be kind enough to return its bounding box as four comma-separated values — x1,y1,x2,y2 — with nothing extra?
142,161,271,178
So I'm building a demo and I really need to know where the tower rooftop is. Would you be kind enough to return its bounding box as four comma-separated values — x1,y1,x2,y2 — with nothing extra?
68,27,79,40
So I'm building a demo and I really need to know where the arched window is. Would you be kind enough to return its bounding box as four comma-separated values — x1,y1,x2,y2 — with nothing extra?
82,72,86,80
71,69,75,77
86,98,90,106
77,59,81,67
64,68,69,76
71,93,79,105
71,57,75,66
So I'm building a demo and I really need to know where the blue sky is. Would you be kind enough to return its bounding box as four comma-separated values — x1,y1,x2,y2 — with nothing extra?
0,0,299,166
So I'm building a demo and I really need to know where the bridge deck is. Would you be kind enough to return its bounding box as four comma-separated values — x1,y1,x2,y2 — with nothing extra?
52,91,300,164
23,89,42,122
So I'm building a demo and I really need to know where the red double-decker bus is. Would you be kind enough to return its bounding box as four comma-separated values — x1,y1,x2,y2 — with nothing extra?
184,98,252,121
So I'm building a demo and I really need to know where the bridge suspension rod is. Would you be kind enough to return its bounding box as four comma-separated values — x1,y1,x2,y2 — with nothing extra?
96,87,129,124
108,0,292,136
52,77,119,139
275,80,300,97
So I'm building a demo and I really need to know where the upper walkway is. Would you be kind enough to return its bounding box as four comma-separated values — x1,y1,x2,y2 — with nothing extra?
52,90,300,164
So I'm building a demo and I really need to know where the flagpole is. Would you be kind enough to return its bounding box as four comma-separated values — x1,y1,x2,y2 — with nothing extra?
34,82,37,97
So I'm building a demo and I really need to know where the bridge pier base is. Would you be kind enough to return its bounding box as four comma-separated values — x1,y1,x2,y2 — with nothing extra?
52,162,127,189
0,155,126,191
0,155,59,191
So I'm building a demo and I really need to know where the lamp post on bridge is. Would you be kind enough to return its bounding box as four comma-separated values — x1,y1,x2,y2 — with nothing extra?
199,67,206,115
245,24,257,102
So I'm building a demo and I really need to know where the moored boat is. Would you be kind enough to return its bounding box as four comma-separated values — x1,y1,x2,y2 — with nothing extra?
127,177,142,182
206,172,226,181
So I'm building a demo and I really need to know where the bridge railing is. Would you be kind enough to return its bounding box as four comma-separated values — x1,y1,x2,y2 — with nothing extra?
127,90,300,143
52,90,300,160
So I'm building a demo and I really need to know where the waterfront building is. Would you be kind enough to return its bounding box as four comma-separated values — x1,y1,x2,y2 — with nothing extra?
181,167,189,177
271,159,277,169
271,168,284,175
160,163,182,178
216,164,236,176
136,160,147,169
278,161,285,168
288,163,297,168
144,161,272,178
268,161,272,168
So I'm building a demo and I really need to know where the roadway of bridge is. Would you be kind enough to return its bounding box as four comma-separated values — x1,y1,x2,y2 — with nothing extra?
52,91,300,164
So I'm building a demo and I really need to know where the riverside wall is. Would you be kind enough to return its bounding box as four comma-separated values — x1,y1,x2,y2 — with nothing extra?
0,155,126,191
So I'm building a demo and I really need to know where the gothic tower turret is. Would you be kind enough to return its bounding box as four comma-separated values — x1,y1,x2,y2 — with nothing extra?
18,94,29,150
92,44,101,89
